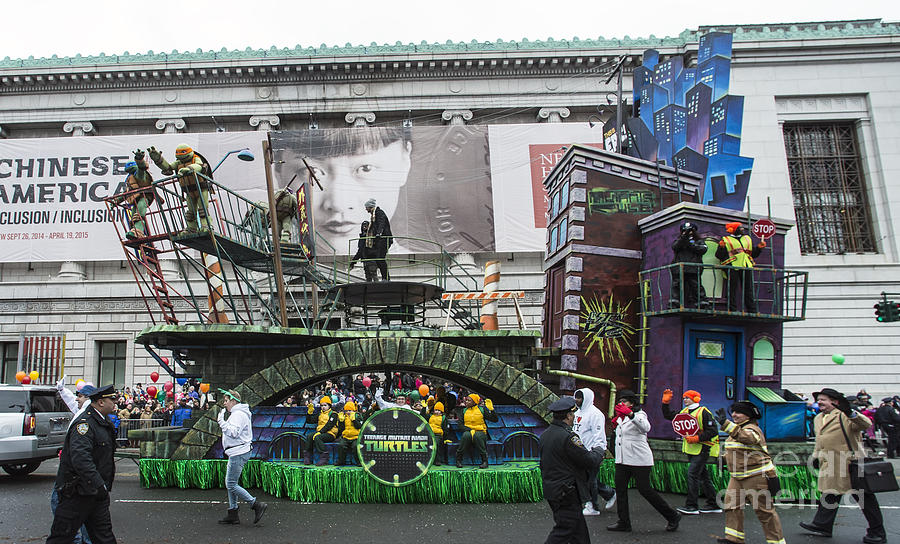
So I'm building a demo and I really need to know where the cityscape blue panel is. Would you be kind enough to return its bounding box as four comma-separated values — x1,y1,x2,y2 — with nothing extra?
626,31,753,209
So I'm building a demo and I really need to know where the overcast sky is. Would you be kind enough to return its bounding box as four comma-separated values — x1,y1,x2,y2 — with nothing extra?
3,0,898,60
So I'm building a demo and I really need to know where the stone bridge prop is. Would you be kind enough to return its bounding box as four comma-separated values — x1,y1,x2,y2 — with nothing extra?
170,337,559,460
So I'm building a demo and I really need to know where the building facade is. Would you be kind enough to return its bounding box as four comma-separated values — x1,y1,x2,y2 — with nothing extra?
1,19,899,397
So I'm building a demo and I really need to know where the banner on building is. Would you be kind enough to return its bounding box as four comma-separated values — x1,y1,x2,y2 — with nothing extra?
0,123,605,262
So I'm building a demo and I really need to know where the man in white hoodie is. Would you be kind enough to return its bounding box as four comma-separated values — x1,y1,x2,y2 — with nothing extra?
216,389,267,525
573,388,617,516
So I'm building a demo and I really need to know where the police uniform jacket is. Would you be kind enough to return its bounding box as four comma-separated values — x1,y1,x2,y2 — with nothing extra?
539,419,603,503
55,405,117,496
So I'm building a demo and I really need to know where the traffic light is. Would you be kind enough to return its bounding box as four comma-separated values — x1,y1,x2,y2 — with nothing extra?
874,300,900,323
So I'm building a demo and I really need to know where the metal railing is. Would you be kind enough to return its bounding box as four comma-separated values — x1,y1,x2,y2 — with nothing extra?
639,262,808,321
115,418,168,440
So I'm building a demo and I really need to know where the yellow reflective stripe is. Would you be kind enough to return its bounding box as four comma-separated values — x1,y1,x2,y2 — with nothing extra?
725,527,745,539
723,441,768,453
730,462,776,478
766,539,786,544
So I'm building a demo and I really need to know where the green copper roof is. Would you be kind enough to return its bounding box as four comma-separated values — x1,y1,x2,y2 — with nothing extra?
2,19,898,69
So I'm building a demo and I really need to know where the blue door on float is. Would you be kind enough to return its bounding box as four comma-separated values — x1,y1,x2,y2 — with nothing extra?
685,330,742,417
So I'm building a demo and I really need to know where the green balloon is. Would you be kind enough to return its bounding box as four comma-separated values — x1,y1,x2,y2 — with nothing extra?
410,391,421,401
832,354,845,365
330,394,339,404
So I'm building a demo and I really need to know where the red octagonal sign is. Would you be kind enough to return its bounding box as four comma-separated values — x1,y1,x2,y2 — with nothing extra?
672,413,700,437
752,219,776,240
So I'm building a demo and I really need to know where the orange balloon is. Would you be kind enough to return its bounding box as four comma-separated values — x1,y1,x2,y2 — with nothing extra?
15,371,26,383
199,383,210,394
418,384,429,398
29,371,39,382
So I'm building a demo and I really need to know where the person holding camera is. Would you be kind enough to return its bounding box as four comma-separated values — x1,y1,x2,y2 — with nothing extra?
714,402,784,544
670,221,708,308
800,388,885,544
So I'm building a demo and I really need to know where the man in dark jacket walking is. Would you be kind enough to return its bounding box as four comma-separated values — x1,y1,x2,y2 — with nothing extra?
874,397,900,458
349,221,378,282
364,198,392,281
47,385,119,544
540,396,605,544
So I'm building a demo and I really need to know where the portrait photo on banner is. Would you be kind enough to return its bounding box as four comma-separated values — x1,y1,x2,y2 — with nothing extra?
270,126,495,255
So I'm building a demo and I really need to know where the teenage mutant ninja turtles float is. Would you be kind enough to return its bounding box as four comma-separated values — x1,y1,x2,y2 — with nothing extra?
147,144,213,235
121,149,155,239
273,187,298,244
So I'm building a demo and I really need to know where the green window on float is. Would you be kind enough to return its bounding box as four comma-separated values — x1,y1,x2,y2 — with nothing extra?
752,338,775,376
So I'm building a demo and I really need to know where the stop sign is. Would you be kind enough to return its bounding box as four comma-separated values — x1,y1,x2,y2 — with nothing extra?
672,413,700,437
752,219,776,240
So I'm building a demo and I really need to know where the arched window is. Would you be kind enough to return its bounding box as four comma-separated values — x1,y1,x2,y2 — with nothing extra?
751,337,776,377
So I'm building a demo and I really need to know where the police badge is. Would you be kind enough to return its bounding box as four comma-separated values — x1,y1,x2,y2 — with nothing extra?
76,423,89,435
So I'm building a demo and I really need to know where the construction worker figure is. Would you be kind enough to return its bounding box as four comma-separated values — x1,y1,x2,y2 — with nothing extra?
714,401,785,544
661,388,722,515
121,149,155,239
670,221,707,308
715,222,765,313
335,401,362,466
148,144,211,235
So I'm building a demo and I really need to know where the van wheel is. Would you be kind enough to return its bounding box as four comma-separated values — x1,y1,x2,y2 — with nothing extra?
1,462,41,476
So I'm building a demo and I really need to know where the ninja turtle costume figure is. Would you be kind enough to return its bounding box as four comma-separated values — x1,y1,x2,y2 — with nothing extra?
148,144,211,235
121,149,155,239
273,187,298,244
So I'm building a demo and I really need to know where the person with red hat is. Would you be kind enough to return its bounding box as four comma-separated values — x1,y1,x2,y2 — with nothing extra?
714,401,784,544
662,387,721,514
716,222,765,313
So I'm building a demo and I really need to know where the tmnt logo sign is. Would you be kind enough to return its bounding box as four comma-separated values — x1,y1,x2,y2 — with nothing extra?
357,408,436,487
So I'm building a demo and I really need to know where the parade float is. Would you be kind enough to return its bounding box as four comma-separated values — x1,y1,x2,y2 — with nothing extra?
122,31,815,504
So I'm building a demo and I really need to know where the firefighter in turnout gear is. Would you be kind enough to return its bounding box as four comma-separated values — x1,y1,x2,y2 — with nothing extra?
662,388,722,514
120,149,155,239
148,144,211,235
335,401,362,466
46,385,119,544
716,222,765,313
304,396,339,466
715,401,785,544
455,394,498,468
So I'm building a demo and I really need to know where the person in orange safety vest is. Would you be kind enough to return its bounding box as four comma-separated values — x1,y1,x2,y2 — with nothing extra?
715,222,765,313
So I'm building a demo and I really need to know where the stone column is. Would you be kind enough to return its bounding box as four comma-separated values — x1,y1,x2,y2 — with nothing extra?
155,118,186,134
537,107,571,123
345,112,376,127
449,252,478,275
56,261,86,281
249,115,280,132
62,121,94,136
441,110,473,126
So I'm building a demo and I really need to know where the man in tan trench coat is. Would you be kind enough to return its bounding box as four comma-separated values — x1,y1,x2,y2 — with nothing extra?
800,388,885,544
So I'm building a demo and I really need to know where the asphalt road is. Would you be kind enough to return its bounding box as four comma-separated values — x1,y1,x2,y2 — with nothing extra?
2,459,899,544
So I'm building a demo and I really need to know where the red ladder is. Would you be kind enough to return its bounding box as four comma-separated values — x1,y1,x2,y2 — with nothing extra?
139,244,179,325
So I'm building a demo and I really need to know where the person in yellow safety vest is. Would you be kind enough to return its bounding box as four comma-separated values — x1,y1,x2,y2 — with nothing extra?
335,401,363,466
713,401,785,544
661,388,722,515
455,394,499,468
303,396,339,466
420,401,451,465
715,222,766,313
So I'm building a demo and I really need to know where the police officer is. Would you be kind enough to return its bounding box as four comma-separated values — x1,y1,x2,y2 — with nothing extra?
540,396,604,544
47,384,119,544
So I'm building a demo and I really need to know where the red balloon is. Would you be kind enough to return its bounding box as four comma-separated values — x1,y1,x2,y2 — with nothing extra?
166,391,173,398
150,372,159,383
163,381,174,391
21,376,31,384
362,377,372,388
146,386,158,397
161,357,169,365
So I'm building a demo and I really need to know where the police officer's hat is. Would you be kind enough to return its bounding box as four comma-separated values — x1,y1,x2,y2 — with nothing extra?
78,384,99,398
548,396,577,415
88,384,116,401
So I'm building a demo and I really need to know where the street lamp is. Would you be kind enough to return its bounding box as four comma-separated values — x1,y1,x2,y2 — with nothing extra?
212,148,255,173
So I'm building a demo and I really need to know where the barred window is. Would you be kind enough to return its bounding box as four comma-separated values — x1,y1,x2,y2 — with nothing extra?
783,123,876,254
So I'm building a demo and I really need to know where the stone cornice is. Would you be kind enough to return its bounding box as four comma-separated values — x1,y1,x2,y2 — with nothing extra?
0,19,897,94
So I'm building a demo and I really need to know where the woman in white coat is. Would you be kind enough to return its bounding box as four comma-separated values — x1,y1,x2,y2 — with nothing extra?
607,389,681,533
